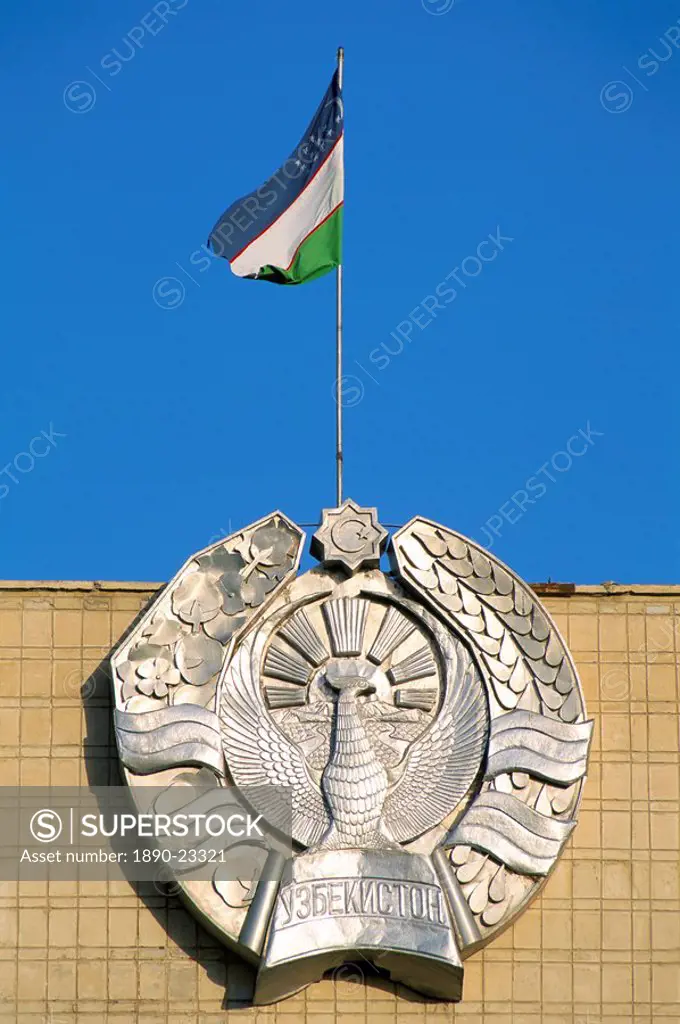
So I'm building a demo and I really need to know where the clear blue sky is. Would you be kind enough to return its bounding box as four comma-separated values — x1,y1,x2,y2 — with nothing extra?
1,0,679,583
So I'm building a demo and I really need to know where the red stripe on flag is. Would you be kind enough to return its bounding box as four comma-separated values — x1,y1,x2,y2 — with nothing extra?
230,135,344,265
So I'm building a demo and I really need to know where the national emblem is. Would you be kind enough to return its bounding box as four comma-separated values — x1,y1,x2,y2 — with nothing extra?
111,502,593,1003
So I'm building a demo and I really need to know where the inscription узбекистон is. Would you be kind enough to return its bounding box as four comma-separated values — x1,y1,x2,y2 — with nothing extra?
278,876,448,929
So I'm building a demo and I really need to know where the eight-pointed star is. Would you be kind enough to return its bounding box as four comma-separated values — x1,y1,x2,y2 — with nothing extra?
311,499,388,573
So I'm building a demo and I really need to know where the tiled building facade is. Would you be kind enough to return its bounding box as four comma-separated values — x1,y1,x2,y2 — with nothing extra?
0,580,679,1023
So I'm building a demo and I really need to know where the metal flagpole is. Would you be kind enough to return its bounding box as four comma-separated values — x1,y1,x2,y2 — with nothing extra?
335,46,344,507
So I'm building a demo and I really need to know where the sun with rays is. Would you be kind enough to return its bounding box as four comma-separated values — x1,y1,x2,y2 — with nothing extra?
260,595,442,772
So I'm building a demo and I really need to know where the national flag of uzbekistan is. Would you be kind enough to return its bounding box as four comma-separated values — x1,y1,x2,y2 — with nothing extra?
209,71,344,285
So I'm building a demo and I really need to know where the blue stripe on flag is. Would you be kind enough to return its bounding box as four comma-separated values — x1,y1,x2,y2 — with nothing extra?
208,71,343,264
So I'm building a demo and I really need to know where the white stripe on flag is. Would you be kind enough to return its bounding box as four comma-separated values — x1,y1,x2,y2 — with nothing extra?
230,137,344,278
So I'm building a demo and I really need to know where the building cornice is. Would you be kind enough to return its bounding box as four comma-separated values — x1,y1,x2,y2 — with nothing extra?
0,581,677,597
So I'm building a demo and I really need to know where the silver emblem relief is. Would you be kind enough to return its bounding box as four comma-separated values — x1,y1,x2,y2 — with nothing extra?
111,513,303,778
391,518,593,947
111,503,592,1004
311,498,387,572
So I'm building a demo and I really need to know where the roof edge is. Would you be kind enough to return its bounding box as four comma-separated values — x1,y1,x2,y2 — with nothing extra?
0,580,677,598
0,580,164,592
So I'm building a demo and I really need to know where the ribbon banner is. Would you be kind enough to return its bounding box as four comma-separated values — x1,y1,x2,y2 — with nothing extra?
449,790,576,876
485,711,593,786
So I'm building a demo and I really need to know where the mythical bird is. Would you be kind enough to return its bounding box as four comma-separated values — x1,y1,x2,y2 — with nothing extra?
220,626,488,851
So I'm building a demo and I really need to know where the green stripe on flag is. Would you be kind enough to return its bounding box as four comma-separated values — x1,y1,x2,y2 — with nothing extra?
255,206,343,285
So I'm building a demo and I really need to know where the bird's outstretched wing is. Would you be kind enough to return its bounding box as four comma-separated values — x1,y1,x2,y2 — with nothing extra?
280,703,332,769
220,634,330,848
382,647,488,843
361,700,428,767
